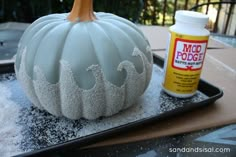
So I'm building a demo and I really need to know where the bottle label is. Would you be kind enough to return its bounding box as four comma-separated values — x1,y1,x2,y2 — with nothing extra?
163,31,209,96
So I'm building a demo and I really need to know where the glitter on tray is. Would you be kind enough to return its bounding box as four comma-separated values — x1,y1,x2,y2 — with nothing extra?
159,91,208,113
0,64,208,156
0,77,23,157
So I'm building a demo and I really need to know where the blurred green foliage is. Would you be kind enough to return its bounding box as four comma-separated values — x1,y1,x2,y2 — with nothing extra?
0,0,218,25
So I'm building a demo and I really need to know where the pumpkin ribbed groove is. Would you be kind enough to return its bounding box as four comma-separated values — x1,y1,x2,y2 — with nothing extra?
27,23,62,110
15,20,60,71
96,21,127,82
57,24,75,117
84,23,101,87
92,23,127,116
23,21,61,77
86,23,108,117
104,18,151,63
101,21,143,74
93,22,126,86
32,22,65,83
102,15,144,39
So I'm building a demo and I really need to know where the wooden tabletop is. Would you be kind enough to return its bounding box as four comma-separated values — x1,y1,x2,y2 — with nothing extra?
139,26,231,50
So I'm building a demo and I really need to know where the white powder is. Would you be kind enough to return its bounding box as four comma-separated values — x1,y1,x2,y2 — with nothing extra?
0,65,208,156
0,80,23,157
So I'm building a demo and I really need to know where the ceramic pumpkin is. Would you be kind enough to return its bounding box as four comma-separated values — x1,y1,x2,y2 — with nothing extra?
15,0,153,120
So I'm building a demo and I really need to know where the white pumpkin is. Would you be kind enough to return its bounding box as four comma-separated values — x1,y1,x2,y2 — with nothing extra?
15,0,153,119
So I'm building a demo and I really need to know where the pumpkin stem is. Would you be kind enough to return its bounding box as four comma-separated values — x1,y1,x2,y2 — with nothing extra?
67,0,96,22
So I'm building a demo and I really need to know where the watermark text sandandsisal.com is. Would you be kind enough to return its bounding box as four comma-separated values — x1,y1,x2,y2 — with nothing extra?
169,147,231,153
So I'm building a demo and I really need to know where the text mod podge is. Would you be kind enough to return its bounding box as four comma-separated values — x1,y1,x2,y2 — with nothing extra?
162,10,209,98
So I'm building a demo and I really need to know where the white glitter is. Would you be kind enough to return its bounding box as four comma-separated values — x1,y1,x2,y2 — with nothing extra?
0,65,208,156
0,79,23,157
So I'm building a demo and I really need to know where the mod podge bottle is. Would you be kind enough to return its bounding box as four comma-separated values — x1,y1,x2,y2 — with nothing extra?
162,10,209,98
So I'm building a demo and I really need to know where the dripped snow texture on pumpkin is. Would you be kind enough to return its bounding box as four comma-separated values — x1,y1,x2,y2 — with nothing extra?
0,65,208,156
15,46,153,119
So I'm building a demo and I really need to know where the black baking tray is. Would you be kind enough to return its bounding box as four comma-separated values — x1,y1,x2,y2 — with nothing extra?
0,54,223,157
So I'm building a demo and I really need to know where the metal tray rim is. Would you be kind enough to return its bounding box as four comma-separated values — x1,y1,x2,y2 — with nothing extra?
0,54,223,157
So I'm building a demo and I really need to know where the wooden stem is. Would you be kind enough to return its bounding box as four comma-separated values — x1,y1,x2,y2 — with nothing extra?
67,0,96,22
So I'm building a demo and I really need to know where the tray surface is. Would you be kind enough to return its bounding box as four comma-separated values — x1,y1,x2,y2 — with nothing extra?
0,56,223,157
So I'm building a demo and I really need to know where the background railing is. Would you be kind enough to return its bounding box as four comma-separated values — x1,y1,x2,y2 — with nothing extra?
190,1,236,36
0,0,235,35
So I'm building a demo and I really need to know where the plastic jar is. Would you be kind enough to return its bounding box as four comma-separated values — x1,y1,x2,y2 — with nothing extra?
162,10,210,98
